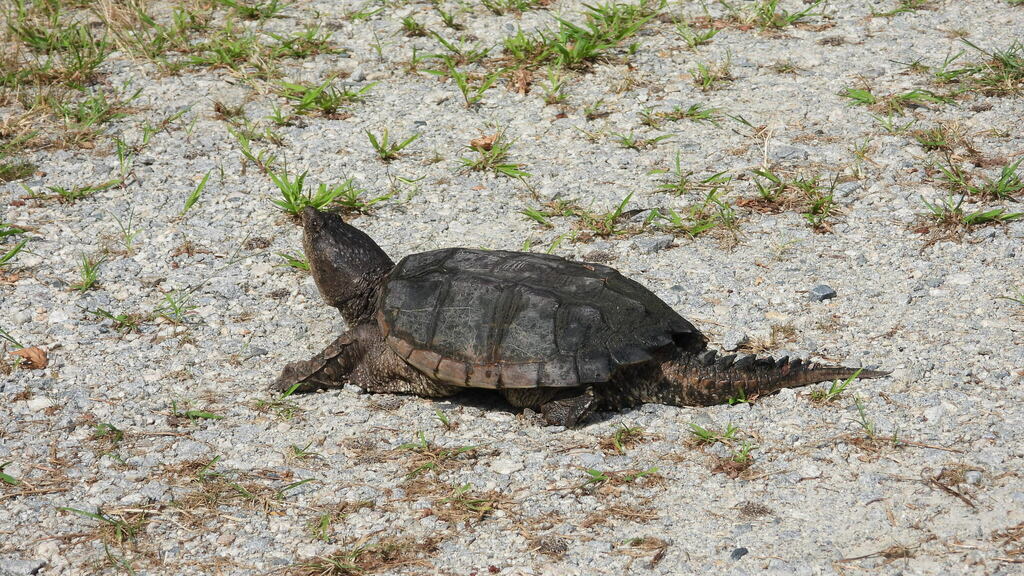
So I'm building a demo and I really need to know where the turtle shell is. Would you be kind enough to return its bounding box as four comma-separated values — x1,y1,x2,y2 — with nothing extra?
378,248,706,389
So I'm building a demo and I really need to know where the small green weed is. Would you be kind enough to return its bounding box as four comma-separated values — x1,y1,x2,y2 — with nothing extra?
269,169,364,214
47,179,120,204
650,152,730,195
366,129,420,162
751,0,823,29
810,369,860,403
612,131,672,151
215,0,288,21
279,79,374,116
921,194,1022,228
278,252,310,271
70,254,105,292
871,0,933,17
676,21,718,49
459,131,530,178
647,188,738,238
58,507,150,546
688,422,739,444
0,461,19,486
170,400,224,423
181,171,211,216
86,308,146,334
156,290,197,324
691,56,732,90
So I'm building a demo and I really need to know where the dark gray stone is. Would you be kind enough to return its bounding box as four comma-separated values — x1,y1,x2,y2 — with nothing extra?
809,284,837,301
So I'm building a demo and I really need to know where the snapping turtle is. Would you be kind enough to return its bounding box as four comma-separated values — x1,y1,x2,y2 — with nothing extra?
276,208,887,426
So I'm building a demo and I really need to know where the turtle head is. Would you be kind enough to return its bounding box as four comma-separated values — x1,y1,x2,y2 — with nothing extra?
301,207,394,319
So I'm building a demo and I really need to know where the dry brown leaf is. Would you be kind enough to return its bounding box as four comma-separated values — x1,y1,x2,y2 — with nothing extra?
11,347,47,369
508,68,533,95
470,133,498,151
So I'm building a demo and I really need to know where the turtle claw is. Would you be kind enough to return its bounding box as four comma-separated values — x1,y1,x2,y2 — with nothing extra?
540,387,596,427
273,359,322,394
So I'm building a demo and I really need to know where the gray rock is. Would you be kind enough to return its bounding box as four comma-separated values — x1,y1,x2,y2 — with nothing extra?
632,234,674,254
808,284,837,301
769,145,809,163
721,331,749,352
0,557,46,575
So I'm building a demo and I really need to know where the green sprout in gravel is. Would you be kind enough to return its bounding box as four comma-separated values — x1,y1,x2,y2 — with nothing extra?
366,129,420,162
269,169,349,214
399,431,477,478
612,131,672,151
58,507,150,546
650,152,731,195
660,103,720,124
501,0,661,70
647,189,738,238
800,176,837,230
188,19,271,77
70,254,105,292
810,369,860,403
691,56,732,90
730,441,756,464
181,171,211,216
111,208,140,254
279,78,374,116
759,0,823,28
48,179,120,204
0,134,37,182
171,400,223,423
871,0,933,17
871,113,916,134
253,381,303,420
459,131,530,178
0,461,19,486
921,194,1022,228
689,422,740,444
267,24,335,59
215,0,288,22
841,87,877,106
429,57,501,107
935,39,1024,95
278,251,310,271
482,0,547,15
430,32,491,65
603,424,645,454
971,159,1023,200
157,289,197,324
676,20,718,50
401,16,429,37
0,225,28,270
229,126,278,174
86,308,146,334
998,287,1024,309
583,99,608,120
539,67,568,105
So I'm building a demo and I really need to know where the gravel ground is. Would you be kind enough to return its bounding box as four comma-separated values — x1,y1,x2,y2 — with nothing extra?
2,1,1023,574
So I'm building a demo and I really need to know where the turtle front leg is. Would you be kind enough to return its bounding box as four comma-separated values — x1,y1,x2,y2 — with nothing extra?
274,324,376,393
275,322,462,399
274,333,356,393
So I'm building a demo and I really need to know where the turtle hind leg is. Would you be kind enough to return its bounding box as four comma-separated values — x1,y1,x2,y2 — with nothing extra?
504,387,597,427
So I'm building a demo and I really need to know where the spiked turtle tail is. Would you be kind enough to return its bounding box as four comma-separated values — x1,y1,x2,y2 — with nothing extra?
656,349,889,407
